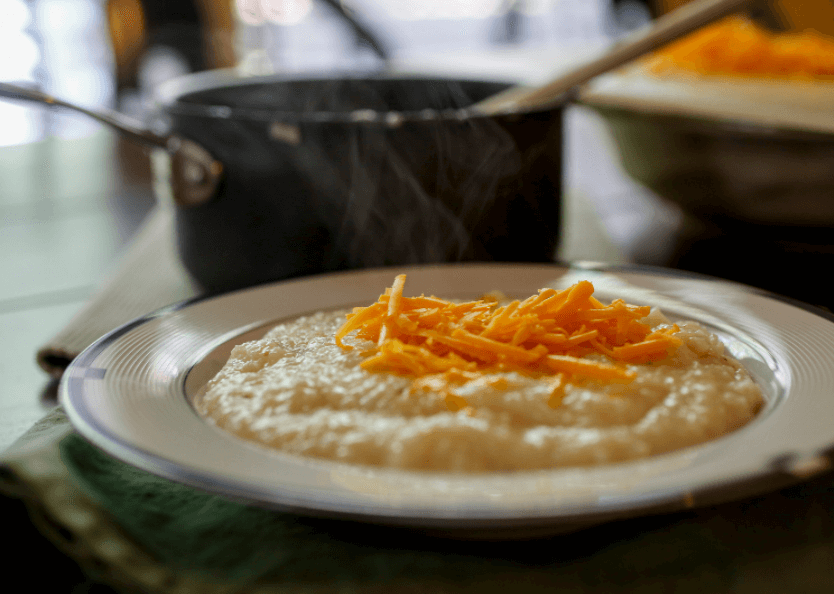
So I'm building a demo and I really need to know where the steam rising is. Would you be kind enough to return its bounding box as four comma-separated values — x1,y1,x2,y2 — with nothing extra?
169,76,559,290
286,78,524,269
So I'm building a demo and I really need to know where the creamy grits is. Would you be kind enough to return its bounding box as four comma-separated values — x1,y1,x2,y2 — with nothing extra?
196,309,764,472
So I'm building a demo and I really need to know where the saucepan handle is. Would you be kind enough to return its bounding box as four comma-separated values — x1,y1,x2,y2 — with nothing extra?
0,81,223,208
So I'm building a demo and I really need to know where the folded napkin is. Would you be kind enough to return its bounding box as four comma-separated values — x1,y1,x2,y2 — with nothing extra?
35,207,201,379
8,200,834,593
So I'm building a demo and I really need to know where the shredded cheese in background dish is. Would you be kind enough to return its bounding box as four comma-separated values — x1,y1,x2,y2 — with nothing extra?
197,275,764,472
646,16,834,79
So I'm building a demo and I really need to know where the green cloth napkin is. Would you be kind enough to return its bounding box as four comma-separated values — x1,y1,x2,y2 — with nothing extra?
4,407,834,594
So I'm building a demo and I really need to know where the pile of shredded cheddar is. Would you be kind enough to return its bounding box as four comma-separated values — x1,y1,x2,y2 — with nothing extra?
335,275,681,411
647,16,834,78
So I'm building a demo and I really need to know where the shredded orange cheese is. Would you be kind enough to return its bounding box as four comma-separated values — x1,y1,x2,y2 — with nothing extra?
647,16,834,79
335,274,681,411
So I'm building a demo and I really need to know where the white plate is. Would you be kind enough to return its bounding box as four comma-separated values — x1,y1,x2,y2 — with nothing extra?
60,263,834,537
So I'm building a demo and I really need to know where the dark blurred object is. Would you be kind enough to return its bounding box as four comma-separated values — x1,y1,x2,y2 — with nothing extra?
106,0,387,92
153,74,564,292
107,0,235,91
588,107,834,227
581,99,834,309
318,0,389,60
136,0,205,73
3,495,120,593
491,0,528,45
668,216,834,311
607,0,657,36
106,0,148,88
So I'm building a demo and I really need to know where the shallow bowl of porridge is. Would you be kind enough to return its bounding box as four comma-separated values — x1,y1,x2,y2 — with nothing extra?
60,264,834,536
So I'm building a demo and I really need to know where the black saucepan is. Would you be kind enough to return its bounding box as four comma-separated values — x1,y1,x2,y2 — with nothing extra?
0,74,565,293
151,72,565,292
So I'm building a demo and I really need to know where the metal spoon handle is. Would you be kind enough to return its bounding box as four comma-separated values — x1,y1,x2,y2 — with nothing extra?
0,82,169,149
474,0,753,114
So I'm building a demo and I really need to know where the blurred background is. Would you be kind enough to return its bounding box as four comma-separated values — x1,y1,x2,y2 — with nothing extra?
2,0,834,296
0,0,659,144
4,0,831,142
0,0,664,276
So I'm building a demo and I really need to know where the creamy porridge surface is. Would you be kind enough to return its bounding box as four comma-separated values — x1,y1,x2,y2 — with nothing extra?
196,308,765,472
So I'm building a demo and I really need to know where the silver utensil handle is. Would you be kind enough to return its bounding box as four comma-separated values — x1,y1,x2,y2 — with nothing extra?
475,0,753,114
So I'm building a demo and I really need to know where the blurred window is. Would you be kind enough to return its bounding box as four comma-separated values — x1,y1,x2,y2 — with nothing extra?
0,0,115,147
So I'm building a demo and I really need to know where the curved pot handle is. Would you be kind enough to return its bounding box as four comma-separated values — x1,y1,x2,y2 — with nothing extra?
0,82,223,208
